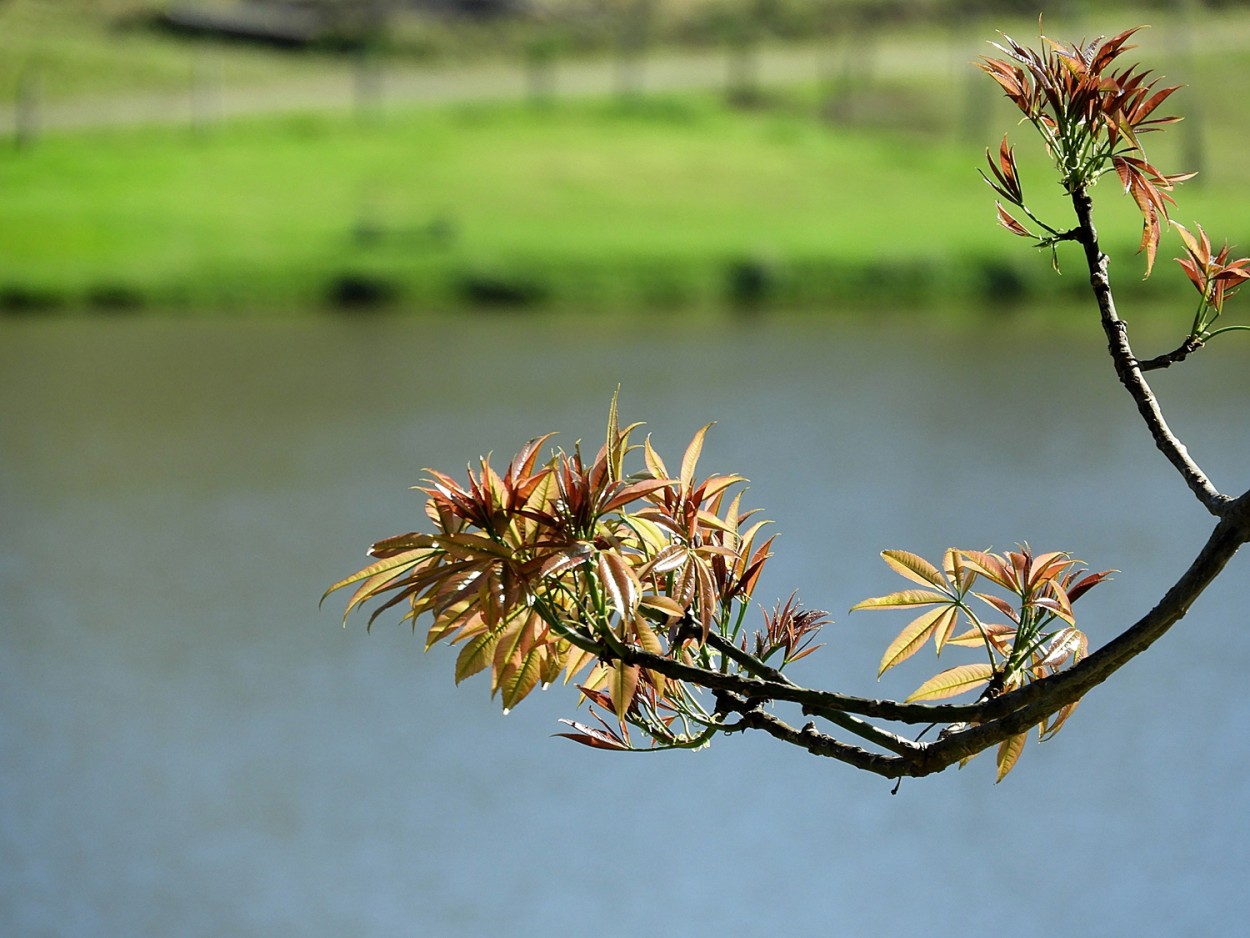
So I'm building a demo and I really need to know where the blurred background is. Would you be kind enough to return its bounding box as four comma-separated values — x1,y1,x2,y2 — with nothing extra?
0,0,1246,314
4,2,1250,936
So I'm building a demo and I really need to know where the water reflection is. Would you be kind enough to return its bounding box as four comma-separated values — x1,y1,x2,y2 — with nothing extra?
2,314,1248,936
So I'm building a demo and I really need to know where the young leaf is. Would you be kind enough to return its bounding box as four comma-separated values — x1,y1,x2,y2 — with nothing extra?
606,386,623,482
499,646,545,713
995,731,1028,782
609,661,641,721
851,589,949,612
996,203,1035,238
455,624,504,684
680,424,714,493
597,549,642,620
643,434,669,480
881,549,947,589
906,663,995,702
555,719,631,750
878,605,957,677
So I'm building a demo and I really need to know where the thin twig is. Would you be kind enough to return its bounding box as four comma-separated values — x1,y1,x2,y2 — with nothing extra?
1136,335,1204,371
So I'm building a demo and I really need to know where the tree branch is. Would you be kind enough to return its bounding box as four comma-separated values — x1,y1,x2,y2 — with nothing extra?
1069,186,1231,516
1136,335,1205,372
598,490,1249,778
715,692,905,775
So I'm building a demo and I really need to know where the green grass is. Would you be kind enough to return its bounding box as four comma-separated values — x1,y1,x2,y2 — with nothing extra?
5,3,1250,316
4,86,1243,316
0,97,967,312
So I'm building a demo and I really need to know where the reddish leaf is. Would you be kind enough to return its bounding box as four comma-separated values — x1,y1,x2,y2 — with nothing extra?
995,203,1034,238
555,720,630,750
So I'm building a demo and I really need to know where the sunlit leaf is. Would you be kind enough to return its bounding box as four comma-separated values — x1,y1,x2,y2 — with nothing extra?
947,623,1016,648
642,434,669,481
597,550,641,620
455,624,503,684
851,589,948,612
606,386,623,482
321,548,432,610
995,731,1028,782
1039,699,1081,740
878,605,956,677
537,542,594,580
561,646,597,685
996,202,1034,238
601,478,675,514
499,647,545,712
1032,626,1084,670
881,550,947,589
960,551,1012,591
638,594,686,622
554,720,630,750
680,424,714,493
906,663,995,702
632,615,665,657
632,616,667,697
609,661,641,721
693,559,718,640
367,532,436,558
973,591,1019,624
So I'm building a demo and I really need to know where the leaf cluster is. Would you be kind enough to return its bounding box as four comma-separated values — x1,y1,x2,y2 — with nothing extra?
981,26,1250,357
979,26,1190,273
852,547,1111,780
324,25,1250,786
1173,223,1250,344
324,393,825,752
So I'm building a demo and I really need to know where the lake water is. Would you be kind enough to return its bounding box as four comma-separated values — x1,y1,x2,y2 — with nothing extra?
3,312,1249,936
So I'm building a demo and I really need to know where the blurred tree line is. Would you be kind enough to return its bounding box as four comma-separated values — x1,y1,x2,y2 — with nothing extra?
143,0,1244,59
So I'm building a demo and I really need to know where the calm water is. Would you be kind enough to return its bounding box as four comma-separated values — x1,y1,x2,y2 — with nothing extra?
2,313,1249,937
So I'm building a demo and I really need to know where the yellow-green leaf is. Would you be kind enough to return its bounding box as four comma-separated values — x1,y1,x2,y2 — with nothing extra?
878,606,950,677
906,663,995,702
609,661,641,721
561,645,598,685
499,646,545,713
643,434,669,481
995,731,1029,782
851,589,947,612
931,605,960,654
454,625,503,684
321,548,431,609
680,423,714,492
632,616,666,698
632,615,665,656
881,549,946,588
538,641,567,687
639,594,686,619
606,386,622,481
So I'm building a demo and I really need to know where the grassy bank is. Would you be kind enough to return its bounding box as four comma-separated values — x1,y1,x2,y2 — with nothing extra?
4,5,1250,317
1,88,1242,317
